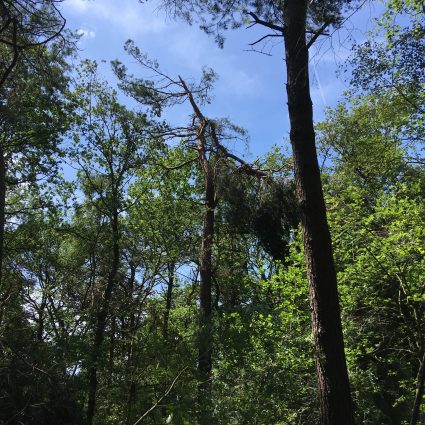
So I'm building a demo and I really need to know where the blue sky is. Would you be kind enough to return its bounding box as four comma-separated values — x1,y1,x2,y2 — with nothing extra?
61,0,385,160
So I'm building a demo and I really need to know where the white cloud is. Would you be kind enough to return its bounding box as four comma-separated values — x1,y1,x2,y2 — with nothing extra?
66,0,89,12
65,0,260,98
168,26,210,70
64,0,167,36
77,28,96,38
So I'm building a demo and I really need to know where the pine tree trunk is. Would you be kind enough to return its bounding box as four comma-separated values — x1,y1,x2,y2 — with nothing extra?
87,211,120,425
410,351,425,425
283,1,354,424
197,157,214,425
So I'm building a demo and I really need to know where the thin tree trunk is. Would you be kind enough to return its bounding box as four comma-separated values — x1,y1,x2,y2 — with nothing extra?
87,211,120,425
410,351,425,425
197,154,215,425
0,145,6,290
126,382,136,425
37,291,47,342
108,316,116,386
0,146,6,329
160,262,175,420
163,261,175,341
125,262,136,425
283,1,354,424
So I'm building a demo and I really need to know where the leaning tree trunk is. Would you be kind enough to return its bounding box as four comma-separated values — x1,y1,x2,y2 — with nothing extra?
410,351,425,425
87,210,120,425
283,1,354,424
197,150,215,425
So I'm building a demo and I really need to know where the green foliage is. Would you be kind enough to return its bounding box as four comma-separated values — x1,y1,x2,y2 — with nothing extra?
320,88,425,423
350,0,425,150
219,174,298,260
328,180,425,423
213,236,316,424
1,2,425,424
159,0,358,46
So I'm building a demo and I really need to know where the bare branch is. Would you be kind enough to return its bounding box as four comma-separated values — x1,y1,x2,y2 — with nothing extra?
306,20,332,50
245,11,285,33
243,48,273,57
209,123,268,179
249,33,283,47
161,156,198,170
133,366,188,425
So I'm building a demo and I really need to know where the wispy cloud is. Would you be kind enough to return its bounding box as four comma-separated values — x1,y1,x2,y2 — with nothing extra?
220,69,260,97
65,0,166,36
77,28,96,39
166,27,262,97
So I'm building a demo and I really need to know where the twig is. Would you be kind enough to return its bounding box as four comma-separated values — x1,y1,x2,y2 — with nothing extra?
249,33,283,46
133,366,188,425
161,156,198,170
243,48,273,57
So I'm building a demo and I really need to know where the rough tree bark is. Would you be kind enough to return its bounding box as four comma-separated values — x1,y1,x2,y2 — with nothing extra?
283,1,354,424
86,210,120,425
197,126,215,425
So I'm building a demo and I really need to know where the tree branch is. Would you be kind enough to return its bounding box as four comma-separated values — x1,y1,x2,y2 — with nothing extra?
133,366,188,425
0,18,19,87
306,20,332,50
178,75,205,121
245,11,285,33
161,156,198,170
249,33,283,47
209,123,268,178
